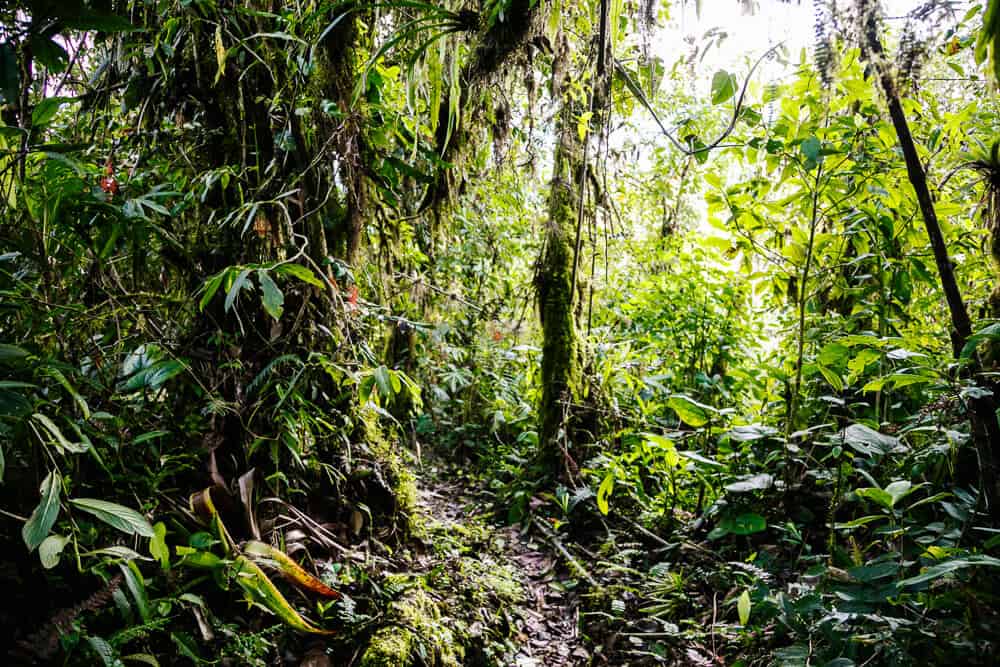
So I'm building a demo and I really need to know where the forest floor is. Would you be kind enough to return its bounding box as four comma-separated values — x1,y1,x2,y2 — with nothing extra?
414,461,590,666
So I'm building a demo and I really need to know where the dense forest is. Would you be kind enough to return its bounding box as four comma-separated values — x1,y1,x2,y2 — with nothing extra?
3,0,1000,664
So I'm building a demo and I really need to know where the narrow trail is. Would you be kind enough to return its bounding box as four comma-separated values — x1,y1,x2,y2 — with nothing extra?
415,467,590,666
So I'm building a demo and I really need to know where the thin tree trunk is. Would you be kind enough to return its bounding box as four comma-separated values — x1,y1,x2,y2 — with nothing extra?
537,35,584,474
860,2,1000,522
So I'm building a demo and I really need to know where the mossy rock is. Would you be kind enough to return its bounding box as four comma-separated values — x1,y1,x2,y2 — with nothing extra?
359,584,463,667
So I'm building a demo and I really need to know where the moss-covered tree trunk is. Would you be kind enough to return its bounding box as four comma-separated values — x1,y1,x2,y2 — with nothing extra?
536,36,585,471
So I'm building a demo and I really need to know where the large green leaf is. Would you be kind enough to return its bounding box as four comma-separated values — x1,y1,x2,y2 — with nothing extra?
711,70,737,104
854,487,894,510
224,268,252,313
32,413,89,454
276,263,324,287
70,498,154,537
120,562,151,621
230,556,336,634
39,534,70,569
31,37,69,72
720,512,766,536
667,395,712,427
737,589,751,626
243,540,340,598
596,472,615,515
257,270,284,320
841,423,900,457
898,555,1000,588
23,471,62,551
32,96,75,127
0,343,29,362
725,473,773,493
150,522,170,569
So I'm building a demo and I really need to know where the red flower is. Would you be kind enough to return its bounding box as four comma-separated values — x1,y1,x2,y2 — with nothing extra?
100,160,119,198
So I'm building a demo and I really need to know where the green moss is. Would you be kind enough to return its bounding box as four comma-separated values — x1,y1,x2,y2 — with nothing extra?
360,410,419,534
360,581,464,667
537,93,586,460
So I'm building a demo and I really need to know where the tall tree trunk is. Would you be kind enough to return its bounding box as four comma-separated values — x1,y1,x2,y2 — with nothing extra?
536,35,585,473
859,1,1000,522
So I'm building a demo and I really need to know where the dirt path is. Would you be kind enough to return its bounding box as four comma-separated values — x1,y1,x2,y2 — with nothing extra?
415,472,589,666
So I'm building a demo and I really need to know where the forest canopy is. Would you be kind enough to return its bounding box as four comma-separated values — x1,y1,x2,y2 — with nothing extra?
3,0,1000,665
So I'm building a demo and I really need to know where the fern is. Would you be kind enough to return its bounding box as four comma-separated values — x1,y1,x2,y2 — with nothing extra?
109,616,172,649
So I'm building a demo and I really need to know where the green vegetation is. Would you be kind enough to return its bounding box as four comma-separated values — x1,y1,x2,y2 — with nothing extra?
4,0,1000,665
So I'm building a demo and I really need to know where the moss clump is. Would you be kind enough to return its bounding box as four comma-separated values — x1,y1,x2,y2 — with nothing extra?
358,409,419,535
360,580,463,667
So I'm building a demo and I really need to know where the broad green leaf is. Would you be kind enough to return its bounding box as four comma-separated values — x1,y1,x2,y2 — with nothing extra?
816,364,843,392
0,343,29,361
726,425,778,442
678,450,724,467
737,589,751,626
596,472,615,515
121,562,151,621
39,534,70,569
243,540,340,598
855,487,894,510
373,366,393,400
897,555,1000,588
861,377,887,392
801,136,822,169
961,322,1000,359
224,268,252,313
719,513,766,536
199,269,228,311
643,432,680,467
85,635,118,667
32,96,75,127
175,547,224,569
818,342,850,366
848,348,881,375
230,556,335,634
132,431,170,446
725,473,773,493
667,395,710,427
82,546,147,561
711,70,737,104
276,263,324,288
31,37,69,72
122,360,185,392
885,480,923,507
45,366,90,420
257,270,284,320
32,413,89,454
150,522,170,569
70,498,154,537
170,632,201,662
885,373,933,389
841,423,900,457
23,470,61,551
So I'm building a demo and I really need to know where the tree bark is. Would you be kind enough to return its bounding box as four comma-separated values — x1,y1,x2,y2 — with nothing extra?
536,34,584,473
